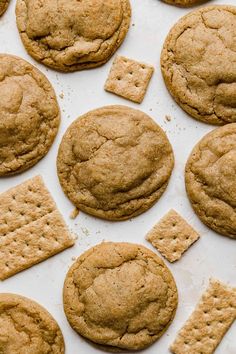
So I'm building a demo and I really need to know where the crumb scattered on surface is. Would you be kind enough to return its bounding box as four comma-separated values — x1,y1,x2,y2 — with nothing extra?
59,92,64,99
70,208,80,219
165,115,172,122
81,227,90,237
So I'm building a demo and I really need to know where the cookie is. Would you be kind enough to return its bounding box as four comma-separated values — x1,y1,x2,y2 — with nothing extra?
0,293,65,353
185,124,236,238
0,176,75,280
146,209,200,262
57,105,174,221
161,5,236,125
162,0,206,7
170,279,236,354
63,242,178,351
16,0,131,72
0,0,9,16
104,56,154,103
0,54,60,176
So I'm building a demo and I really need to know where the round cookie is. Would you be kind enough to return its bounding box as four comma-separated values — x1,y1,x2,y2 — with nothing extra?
63,242,178,351
162,0,207,7
161,5,236,125
57,105,174,221
0,0,9,16
185,124,236,238
0,54,60,176
0,293,65,353
16,0,131,72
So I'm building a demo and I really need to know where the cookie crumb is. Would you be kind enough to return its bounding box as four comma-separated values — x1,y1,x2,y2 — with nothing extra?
165,115,172,122
70,208,80,219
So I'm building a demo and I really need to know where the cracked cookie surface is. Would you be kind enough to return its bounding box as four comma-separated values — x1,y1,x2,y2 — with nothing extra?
63,242,178,351
161,5,236,125
16,0,131,72
57,105,174,221
185,123,236,238
0,54,60,176
0,0,9,16
0,293,64,353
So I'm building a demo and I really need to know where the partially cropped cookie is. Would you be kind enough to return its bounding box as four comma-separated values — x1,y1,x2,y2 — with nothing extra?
162,0,206,7
57,105,174,221
63,242,178,351
185,124,236,238
161,5,236,125
0,54,60,176
16,0,131,72
0,0,9,16
0,293,65,353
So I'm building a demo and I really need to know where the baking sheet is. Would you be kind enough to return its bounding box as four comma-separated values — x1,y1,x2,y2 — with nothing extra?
0,0,235,353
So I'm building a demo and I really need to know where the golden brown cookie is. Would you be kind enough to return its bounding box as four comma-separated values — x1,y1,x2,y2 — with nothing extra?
162,0,207,7
0,0,9,16
0,54,60,176
185,124,236,238
57,105,174,221
161,5,236,125
63,242,178,351
16,0,131,72
0,293,65,353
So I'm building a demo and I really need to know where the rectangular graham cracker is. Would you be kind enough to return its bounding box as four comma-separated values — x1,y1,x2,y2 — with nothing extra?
104,55,154,103
0,176,75,280
146,209,200,262
170,279,236,354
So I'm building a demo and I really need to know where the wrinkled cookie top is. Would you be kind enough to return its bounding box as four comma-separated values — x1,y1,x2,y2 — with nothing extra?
0,0,9,16
0,54,60,176
0,293,64,354
63,242,178,351
185,123,236,238
57,105,174,220
161,6,236,125
16,0,131,72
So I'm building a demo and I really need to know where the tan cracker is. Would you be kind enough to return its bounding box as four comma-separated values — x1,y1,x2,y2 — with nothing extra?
146,209,200,262
170,279,236,354
105,56,154,103
0,175,74,280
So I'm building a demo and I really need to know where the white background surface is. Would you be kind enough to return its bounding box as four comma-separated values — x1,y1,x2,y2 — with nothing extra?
0,0,235,353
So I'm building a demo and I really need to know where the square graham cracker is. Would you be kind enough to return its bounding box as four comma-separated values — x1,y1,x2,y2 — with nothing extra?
104,55,154,103
0,176,75,280
146,209,200,262
170,279,236,354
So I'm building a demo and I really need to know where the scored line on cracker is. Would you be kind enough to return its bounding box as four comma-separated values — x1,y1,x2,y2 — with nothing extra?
146,209,200,262
104,55,154,103
0,176,74,280
170,279,236,354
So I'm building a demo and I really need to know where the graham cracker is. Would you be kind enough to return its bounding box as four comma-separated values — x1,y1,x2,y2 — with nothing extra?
0,176,74,280
170,279,236,354
146,209,200,262
104,55,154,103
